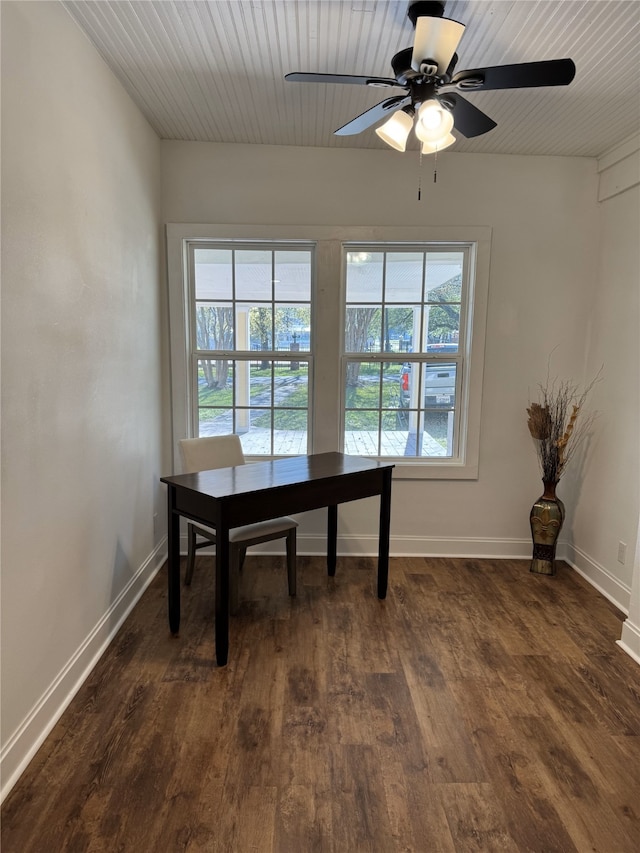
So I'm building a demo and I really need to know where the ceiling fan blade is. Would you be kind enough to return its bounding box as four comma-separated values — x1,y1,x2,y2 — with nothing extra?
334,95,411,136
285,72,402,89
451,58,576,92
441,93,497,138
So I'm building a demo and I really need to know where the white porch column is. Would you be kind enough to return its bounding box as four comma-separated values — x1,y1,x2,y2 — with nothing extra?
236,307,250,431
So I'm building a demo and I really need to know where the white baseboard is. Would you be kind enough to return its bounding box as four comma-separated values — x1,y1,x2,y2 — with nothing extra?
618,619,640,665
190,533,534,560
0,538,168,805
387,534,533,559
561,542,631,615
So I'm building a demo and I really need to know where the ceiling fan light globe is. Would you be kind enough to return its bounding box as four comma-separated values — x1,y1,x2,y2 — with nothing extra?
415,124,453,147
375,109,414,151
411,16,465,76
421,132,456,154
418,99,444,129
416,100,454,142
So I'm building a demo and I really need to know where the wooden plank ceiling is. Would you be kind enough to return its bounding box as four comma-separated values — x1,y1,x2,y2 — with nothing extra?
63,0,640,157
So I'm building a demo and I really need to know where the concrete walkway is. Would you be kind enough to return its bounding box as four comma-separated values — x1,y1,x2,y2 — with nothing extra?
199,423,447,457
198,375,448,457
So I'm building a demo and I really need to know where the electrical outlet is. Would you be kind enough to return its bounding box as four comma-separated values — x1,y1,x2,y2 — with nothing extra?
617,541,627,564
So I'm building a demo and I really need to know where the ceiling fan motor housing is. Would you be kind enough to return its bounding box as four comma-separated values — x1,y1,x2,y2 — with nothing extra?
391,47,421,85
407,1,446,26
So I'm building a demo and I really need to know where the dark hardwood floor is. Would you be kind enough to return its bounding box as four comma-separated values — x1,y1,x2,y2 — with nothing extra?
2,556,639,852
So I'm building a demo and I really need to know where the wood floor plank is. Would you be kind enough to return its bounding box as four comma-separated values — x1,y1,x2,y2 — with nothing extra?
399,645,487,783
438,782,517,851
329,744,396,852
513,713,639,852
2,556,639,853
446,677,582,852
273,782,333,852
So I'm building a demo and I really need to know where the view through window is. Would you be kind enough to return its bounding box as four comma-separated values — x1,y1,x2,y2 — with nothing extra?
172,226,488,477
343,246,468,459
190,243,313,456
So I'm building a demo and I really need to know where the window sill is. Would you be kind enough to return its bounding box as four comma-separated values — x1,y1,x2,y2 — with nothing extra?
389,460,479,480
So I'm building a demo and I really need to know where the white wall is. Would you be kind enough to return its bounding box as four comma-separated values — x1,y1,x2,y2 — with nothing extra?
161,141,638,604
1,1,165,798
573,136,640,638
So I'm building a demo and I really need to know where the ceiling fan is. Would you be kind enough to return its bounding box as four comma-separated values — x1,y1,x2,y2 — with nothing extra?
285,0,576,153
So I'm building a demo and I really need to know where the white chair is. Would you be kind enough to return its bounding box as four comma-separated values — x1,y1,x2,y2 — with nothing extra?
178,435,298,613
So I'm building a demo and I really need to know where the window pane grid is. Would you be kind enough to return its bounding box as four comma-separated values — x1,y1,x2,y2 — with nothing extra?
343,244,468,460
189,242,313,454
192,244,312,353
194,357,309,456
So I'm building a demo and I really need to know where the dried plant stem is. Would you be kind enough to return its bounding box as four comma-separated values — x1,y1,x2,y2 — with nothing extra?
527,368,601,484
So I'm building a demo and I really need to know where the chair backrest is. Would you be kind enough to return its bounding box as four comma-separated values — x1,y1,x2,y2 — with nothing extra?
179,435,246,474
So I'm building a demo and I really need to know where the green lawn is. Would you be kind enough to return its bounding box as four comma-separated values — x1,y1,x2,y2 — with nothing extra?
196,362,449,445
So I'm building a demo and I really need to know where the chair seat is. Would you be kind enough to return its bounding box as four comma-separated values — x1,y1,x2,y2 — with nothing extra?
178,435,297,611
192,515,298,544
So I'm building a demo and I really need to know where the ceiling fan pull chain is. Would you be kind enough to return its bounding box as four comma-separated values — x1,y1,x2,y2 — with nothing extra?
434,148,438,183
418,149,423,200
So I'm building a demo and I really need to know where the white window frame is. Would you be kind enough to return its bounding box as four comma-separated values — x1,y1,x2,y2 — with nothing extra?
167,223,491,479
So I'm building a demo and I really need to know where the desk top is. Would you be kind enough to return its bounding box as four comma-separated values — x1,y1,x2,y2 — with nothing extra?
161,451,394,500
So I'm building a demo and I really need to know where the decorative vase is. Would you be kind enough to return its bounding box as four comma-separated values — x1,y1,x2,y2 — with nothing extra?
529,480,565,575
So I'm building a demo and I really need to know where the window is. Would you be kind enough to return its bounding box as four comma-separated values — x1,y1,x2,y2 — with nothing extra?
167,224,490,478
343,245,469,461
187,242,313,456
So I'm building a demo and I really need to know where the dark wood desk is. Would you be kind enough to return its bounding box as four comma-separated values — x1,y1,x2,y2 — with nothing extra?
161,452,394,666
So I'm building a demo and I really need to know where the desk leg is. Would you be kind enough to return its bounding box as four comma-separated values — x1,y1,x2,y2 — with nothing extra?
167,486,180,635
215,523,230,667
327,504,337,576
377,469,392,599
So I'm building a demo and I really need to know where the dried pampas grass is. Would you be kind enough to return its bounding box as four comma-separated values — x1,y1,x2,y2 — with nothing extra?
527,367,601,484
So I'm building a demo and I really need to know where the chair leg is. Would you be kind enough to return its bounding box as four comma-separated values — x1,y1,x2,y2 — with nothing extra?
286,529,297,597
229,545,241,615
185,524,197,586
238,546,247,572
